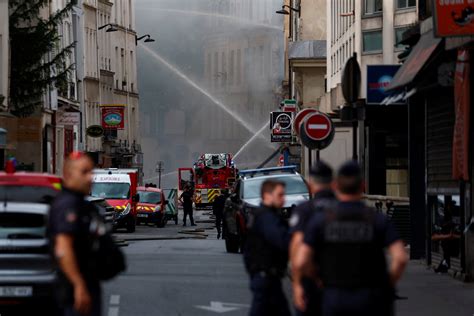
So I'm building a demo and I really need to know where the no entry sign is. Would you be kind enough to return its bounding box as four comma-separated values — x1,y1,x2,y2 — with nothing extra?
299,112,334,150
293,108,317,136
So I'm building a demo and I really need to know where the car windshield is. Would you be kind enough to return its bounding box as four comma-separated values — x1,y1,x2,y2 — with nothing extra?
138,191,161,204
91,183,130,199
243,176,308,199
0,185,59,204
0,212,46,239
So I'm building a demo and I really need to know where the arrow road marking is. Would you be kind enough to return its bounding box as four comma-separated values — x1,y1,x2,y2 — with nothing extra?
308,124,328,130
195,301,250,313
108,295,120,316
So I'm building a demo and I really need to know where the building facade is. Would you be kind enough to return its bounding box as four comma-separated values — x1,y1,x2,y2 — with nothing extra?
0,0,8,112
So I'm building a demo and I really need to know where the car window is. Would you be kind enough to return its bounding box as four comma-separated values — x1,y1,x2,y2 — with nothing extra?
0,212,46,239
91,183,130,199
138,191,162,204
0,185,59,204
243,176,308,199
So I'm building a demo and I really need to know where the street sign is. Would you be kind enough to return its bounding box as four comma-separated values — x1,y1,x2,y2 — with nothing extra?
434,2,474,37
270,111,293,143
293,108,317,136
281,99,297,112
86,125,104,138
342,55,361,104
299,112,335,150
367,65,403,104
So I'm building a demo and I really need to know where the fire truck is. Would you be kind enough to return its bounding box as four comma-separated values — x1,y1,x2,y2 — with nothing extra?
178,153,237,209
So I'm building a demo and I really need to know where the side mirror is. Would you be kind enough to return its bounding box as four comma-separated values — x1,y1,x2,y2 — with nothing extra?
132,194,139,203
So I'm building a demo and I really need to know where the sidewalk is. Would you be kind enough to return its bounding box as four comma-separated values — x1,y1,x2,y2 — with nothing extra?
396,262,474,316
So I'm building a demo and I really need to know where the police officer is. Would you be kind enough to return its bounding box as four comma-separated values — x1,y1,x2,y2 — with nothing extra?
244,180,291,316
289,161,335,316
49,152,102,316
179,186,196,227
292,161,408,316
212,190,228,239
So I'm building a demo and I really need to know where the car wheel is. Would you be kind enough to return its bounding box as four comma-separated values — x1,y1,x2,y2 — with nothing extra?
126,217,136,233
225,237,239,253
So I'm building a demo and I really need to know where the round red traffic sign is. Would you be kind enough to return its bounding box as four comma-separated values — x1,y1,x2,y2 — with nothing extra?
293,108,317,136
303,112,333,141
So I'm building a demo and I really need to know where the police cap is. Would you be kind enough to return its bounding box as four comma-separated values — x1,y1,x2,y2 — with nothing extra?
309,161,333,184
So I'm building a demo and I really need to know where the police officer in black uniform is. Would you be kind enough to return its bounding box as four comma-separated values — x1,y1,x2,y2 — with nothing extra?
179,186,196,226
49,152,102,316
244,179,291,316
212,190,228,239
292,161,408,316
289,161,335,316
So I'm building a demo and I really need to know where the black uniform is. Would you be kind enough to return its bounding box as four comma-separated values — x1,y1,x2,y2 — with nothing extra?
244,205,291,316
181,190,195,226
289,189,335,316
49,188,102,316
212,194,226,238
304,201,400,316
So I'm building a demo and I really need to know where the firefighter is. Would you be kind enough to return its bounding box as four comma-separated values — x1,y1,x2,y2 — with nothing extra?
179,185,196,227
212,190,228,239
292,161,408,316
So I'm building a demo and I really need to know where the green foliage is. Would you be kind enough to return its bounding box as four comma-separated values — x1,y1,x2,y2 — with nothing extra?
9,0,75,117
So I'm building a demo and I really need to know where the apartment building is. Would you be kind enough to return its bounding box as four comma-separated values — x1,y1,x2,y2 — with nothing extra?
0,0,8,111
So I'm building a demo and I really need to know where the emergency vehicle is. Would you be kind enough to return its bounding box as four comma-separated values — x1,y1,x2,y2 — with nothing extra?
178,153,236,209
91,169,140,233
136,185,168,227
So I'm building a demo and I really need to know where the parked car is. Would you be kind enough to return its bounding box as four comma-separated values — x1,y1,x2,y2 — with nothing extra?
136,186,169,227
0,202,55,314
223,166,309,253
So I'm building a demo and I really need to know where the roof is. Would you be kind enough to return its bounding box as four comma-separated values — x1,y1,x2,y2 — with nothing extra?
289,40,326,60
387,30,442,91
0,172,61,189
137,186,162,193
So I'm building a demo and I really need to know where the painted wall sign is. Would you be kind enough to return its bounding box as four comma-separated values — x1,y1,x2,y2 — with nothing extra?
57,112,80,126
367,65,402,104
434,1,474,37
101,105,125,129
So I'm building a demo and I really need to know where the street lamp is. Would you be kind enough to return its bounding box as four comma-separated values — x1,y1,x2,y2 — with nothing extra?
136,34,155,46
275,5,300,15
98,23,118,32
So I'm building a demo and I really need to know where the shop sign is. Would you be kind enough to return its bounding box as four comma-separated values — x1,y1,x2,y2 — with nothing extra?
367,65,402,105
86,125,105,138
57,112,80,126
270,111,293,143
101,105,125,129
434,1,474,37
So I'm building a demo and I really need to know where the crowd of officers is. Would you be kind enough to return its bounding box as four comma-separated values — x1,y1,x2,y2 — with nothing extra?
243,160,409,316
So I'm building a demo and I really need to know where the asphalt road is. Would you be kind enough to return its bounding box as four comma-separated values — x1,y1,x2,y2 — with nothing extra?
104,210,255,316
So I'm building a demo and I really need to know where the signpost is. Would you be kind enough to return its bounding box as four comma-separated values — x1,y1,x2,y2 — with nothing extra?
299,112,335,150
434,2,474,37
270,111,293,143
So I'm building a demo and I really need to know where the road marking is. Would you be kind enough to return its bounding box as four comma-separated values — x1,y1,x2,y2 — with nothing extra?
308,124,328,130
108,306,119,316
195,301,250,313
110,294,120,305
108,295,120,316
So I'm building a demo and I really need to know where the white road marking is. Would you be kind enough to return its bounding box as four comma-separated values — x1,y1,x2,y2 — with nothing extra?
195,301,250,313
110,294,120,305
308,124,328,130
108,306,119,316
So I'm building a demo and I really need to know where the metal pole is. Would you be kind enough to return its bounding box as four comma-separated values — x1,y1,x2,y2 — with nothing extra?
352,119,358,161
156,161,164,188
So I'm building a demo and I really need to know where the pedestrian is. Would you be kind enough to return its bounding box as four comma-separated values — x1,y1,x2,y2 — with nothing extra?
49,152,102,316
180,185,196,227
244,180,291,316
212,190,228,239
289,161,335,316
292,161,408,316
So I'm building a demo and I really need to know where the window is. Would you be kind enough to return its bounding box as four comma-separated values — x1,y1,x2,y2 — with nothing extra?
397,0,416,9
395,27,410,50
363,30,383,53
365,0,382,15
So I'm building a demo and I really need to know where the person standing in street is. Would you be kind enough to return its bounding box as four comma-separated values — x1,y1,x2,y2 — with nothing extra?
212,190,228,239
244,180,291,316
292,161,408,316
180,186,196,226
289,161,335,316
49,152,102,316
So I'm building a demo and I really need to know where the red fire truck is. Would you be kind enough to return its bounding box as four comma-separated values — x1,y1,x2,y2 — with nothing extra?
178,153,237,209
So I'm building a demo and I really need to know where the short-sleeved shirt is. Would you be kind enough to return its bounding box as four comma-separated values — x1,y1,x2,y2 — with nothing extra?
49,188,100,287
289,189,335,234
181,191,193,209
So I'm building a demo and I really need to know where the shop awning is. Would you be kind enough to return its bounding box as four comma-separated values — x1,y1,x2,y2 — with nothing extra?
387,30,442,91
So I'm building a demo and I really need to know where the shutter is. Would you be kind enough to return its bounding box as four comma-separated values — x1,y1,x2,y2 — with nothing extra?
426,91,458,192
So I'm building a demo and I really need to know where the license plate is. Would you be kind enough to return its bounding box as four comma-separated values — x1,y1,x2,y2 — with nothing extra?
0,287,33,297
137,214,148,218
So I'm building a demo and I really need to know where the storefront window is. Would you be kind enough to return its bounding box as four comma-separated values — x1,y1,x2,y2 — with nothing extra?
430,195,462,272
